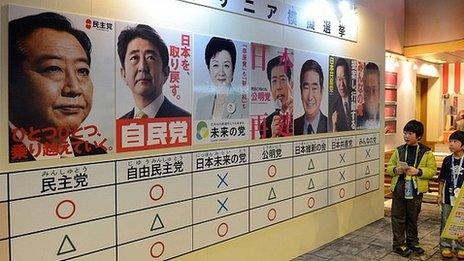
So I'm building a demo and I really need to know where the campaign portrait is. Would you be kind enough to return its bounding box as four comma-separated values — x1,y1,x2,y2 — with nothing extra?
193,35,250,143
250,44,294,139
8,5,115,163
293,50,329,135
115,21,192,152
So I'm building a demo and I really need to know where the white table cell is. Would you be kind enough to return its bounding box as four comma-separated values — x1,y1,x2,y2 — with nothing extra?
0,240,9,261
118,200,192,244
250,158,292,185
9,162,114,200
193,147,248,171
117,153,191,183
293,190,328,216
10,186,115,237
328,182,356,205
193,165,248,197
0,174,7,201
117,174,191,214
0,203,8,240
356,159,380,179
250,179,292,208
356,145,380,162
356,133,379,146
293,171,328,196
328,136,356,151
250,199,292,231
72,248,116,261
118,227,192,261
356,175,380,196
328,148,356,168
294,139,328,156
11,217,115,261
293,153,328,176
328,165,356,186
193,188,248,224
193,211,248,250
249,143,293,163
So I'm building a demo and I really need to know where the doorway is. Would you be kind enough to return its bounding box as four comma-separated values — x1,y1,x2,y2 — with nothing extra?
415,77,428,141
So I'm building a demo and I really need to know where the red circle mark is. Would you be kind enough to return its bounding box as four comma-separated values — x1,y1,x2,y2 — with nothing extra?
55,200,76,220
85,19,92,29
267,208,277,221
339,188,346,198
268,165,277,178
149,185,164,201
217,222,229,237
365,180,371,190
150,241,165,258
307,197,315,208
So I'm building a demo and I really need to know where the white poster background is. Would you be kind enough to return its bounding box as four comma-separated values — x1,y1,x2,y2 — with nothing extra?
8,5,115,154
115,21,192,118
250,44,294,139
293,50,329,134
193,34,250,143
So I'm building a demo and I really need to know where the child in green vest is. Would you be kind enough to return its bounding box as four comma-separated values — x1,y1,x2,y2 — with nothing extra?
386,120,437,257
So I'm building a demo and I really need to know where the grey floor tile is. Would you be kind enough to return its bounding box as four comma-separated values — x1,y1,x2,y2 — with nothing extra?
311,247,341,259
380,253,410,261
356,244,390,259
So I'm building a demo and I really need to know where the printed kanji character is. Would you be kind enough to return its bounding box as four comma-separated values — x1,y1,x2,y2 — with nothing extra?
169,121,188,144
147,122,168,145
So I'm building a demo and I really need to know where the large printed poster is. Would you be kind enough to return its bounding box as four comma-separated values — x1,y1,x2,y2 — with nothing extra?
328,56,357,132
250,44,294,139
8,6,115,162
193,35,250,144
115,22,192,152
293,51,329,135
356,61,381,129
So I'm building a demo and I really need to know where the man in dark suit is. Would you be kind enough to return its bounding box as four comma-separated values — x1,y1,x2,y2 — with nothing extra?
294,59,327,135
259,55,294,138
117,24,190,119
357,62,380,129
8,12,107,162
330,58,353,132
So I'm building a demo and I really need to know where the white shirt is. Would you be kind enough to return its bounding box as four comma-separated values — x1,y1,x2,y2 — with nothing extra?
134,95,165,118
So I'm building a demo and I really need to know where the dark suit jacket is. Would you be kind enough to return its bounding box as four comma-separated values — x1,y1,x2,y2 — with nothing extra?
330,96,352,131
294,112,328,135
259,111,294,138
9,128,107,163
120,97,190,119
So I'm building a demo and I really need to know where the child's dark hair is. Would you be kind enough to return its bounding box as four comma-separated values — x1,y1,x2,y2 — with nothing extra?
450,130,464,145
403,120,424,140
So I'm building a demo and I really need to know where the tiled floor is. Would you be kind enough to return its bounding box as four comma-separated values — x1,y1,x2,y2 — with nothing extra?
294,199,460,260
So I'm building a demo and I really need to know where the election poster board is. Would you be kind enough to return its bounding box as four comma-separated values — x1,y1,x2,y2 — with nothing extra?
193,34,250,144
357,61,381,130
115,21,192,152
442,186,464,240
293,50,329,135
8,5,115,163
328,56,357,132
250,44,294,139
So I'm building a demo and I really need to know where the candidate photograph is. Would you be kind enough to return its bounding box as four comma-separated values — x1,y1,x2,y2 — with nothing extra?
328,56,355,132
293,51,328,135
8,7,114,162
357,62,380,129
194,36,249,121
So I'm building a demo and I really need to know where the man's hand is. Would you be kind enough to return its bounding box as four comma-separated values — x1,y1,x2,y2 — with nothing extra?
271,114,282,137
